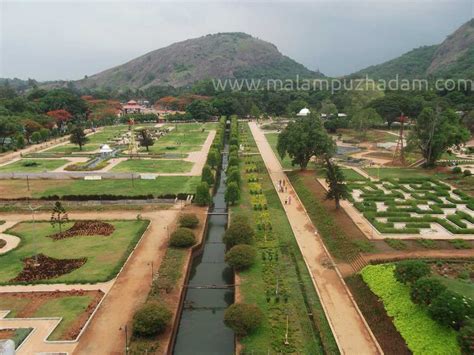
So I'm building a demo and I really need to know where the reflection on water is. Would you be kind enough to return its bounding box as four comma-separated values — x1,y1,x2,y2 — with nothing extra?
173,139,234,355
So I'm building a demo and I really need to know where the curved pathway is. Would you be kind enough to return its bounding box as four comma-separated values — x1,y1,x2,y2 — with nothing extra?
249,122,382,355
0,208,181,354
0,221,20,254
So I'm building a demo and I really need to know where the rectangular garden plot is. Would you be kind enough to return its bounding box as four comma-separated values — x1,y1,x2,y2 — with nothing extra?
346,177,474,239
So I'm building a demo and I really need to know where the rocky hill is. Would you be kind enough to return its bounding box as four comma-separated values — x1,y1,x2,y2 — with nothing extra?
353,19,474,79
76,32,321,89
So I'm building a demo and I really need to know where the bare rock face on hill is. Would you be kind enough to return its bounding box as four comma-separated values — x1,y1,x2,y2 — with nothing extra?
76,32,321,89
353,19,474,79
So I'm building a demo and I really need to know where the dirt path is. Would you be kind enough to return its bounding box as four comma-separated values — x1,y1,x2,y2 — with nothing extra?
0,221,20,254
249,122,382,355
365,249,474,262
0,208,181,354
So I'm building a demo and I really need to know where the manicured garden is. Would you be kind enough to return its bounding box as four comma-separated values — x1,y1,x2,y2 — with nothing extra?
111,159,193,173
0,290,103,340
0,176,200,199
0,219,149,284
0,159,69,173
230,122,338,354
347,176,474,236
358,261,474,354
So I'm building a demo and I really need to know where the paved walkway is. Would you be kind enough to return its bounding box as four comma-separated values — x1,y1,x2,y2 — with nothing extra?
249,122,382,355
0,221,20,254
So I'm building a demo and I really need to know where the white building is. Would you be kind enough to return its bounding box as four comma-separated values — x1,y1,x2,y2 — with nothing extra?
297,108,311,117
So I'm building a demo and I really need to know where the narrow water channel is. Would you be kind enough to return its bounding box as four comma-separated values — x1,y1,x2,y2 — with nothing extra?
173,132,235,354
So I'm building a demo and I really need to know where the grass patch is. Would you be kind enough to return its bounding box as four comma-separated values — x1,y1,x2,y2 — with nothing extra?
111,159,193,173
415,238,437,249
33,295,94,340
384,238,408,250
449,238,472,249
364,168,431,179
0,177,200,199
264,133,294,170
0,159,69,173
0,220,148,284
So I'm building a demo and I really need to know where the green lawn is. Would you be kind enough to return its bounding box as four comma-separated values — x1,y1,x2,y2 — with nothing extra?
364,167,431,179
34,295,95,340
341,168,366,181
45,143,100,154
434,275,474,299
0,176,200,199
0,159,69,173
0,220,148,284
111,159,193,173
264,133,294,170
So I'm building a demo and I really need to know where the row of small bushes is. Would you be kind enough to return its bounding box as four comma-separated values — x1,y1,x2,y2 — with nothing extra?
38,193,190,201
225,116,241,206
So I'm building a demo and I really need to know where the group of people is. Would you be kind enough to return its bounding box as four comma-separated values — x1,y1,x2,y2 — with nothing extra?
277,179,292,205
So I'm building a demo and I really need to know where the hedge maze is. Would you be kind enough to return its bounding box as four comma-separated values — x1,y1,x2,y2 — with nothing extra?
347,177,474,236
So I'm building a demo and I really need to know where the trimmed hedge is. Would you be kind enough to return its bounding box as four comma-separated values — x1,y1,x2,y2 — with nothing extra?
170,228,196,248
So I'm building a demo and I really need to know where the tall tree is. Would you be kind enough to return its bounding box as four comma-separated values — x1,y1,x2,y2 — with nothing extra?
138,129,154,151
69,126,89,151
325,160,349,209
277,115,335,169
410,106,470,167
350,108,383,138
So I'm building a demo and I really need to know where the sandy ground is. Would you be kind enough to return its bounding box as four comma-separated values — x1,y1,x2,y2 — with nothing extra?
0,221,20,254
249,122,382,355
0,208,181,354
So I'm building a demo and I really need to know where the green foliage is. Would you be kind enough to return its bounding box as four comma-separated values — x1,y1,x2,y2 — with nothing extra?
227,168,241,186
224,303,263,336
394,260,431,284
350,108,383,135
409,107,470,167
207,149,220,169
223,215,255,248
458,319,474,354
410,277,447,305
225,182,240,205
453,166,463,174
277,116,335,169
138,129,154,151
429,290,474,330
69,126,89,151
325,160,349,208
361,264,460,354
195,182,211,206
169,228,196,248
225,245,257,270
132,302,172,337
178,213,199,229
201,165,215,186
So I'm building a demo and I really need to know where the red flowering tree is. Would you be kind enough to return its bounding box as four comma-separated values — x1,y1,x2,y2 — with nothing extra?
47,109,72,125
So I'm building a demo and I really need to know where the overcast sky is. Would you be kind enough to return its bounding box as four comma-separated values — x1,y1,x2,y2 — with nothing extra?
1,0,473,81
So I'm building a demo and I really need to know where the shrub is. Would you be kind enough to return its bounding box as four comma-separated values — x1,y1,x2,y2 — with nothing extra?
361,264,459,354
195,182,211,206
170,228,196,248
224,303,263,336
225,182,240,205
223,216,255,248
429,290,474,330
464,169,472,177
228,156,239,167
178,213,199,229
225,245,257,270
201,165,214,186
227,169,241,186
132,302,172,337
394,260,431,284
452,166,462,174
410,277,447,306
459,319,474,354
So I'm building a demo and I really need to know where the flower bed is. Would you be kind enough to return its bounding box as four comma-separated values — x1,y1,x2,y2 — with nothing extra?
361,264,460,354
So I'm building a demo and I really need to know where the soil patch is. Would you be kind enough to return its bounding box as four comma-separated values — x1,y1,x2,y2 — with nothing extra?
0,329,15,339
49,220,115,240
0,239,6,248
345,274,410,354
11,254,87,282
431,261,474,281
